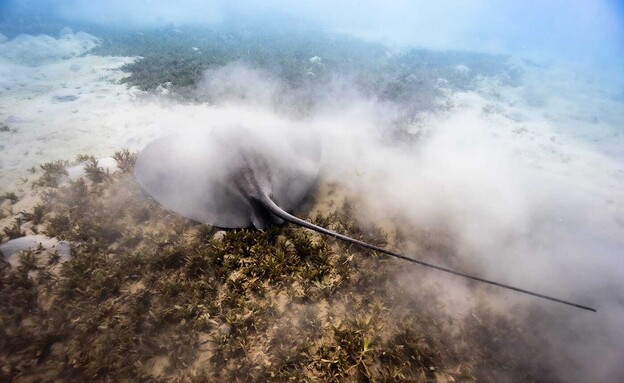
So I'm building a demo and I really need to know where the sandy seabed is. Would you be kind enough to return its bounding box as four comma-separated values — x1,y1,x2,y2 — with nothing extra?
1,30,624,381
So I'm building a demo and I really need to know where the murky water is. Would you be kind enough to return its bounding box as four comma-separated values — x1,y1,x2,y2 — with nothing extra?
1,1,623,381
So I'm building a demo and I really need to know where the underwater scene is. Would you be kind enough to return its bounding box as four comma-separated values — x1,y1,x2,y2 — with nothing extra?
0,1,623,382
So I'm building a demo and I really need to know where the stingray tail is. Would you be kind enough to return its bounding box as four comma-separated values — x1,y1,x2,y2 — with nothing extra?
259,193,596,313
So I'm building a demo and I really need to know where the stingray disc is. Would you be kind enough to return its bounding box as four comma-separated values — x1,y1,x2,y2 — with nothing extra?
135,125,321,228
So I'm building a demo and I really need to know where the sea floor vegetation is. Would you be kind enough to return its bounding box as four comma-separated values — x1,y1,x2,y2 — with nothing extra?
0,153,554,382
93,25,521,121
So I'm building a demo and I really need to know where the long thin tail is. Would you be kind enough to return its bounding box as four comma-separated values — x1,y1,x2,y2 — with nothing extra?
260,194,596,313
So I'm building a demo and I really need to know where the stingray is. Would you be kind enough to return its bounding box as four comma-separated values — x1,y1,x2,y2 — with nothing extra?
135,125,596,312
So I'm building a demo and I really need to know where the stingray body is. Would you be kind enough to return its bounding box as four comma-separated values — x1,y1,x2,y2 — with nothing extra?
135,125,321,229
135,124,596,312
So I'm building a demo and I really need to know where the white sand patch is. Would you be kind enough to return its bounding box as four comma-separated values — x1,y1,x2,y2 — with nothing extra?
0,53,138,192
0,31,99,65
66,156,119,181
0,234,72,268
